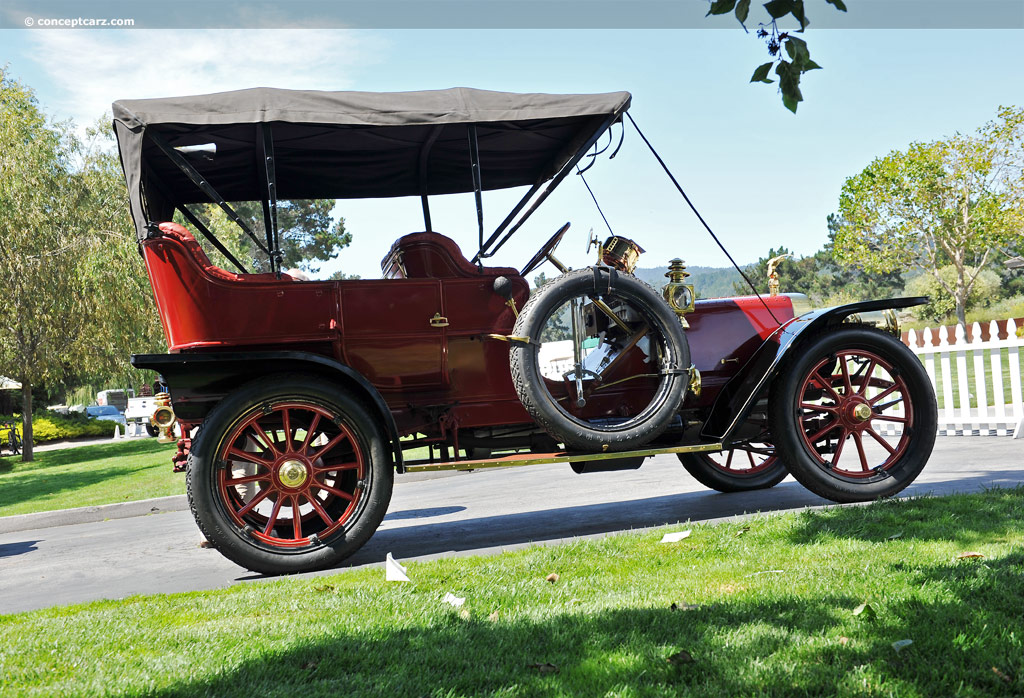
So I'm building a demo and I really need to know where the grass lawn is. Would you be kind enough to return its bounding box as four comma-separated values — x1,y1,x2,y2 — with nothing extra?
0,440,181,518
2,488,1023,697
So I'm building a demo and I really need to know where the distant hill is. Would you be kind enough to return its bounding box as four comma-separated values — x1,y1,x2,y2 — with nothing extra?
634,265,748,299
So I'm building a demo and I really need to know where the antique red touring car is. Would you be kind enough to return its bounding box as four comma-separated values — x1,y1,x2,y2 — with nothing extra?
112,87,937,573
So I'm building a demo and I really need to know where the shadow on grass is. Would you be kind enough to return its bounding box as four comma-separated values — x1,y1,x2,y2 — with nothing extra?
140,577,1023,698
788,485,1024,547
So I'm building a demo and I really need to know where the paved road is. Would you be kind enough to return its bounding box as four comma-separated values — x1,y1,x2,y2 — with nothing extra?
1,437,1020,615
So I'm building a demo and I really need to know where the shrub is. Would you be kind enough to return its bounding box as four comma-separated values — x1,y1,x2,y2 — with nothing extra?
0,412,111,444
905,266,1001,323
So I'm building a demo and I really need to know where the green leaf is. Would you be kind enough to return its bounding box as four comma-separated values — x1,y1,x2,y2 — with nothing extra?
826,0,848,11
791,0,809,30
735,0,751,24
707,0,737,16
852,602,876,618
782,93,800,113
804,59,822,71
784,35,809,64
750,62,775,83
763,0,795,19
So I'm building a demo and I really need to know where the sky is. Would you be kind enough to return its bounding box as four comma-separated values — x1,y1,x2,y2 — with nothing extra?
2,20,1023,280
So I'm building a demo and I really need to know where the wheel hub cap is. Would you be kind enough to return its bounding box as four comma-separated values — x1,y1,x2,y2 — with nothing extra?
852,403,872,422
278,459,309,488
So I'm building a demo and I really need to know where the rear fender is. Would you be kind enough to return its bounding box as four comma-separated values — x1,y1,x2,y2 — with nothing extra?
700,297,928,442
131,351,404,472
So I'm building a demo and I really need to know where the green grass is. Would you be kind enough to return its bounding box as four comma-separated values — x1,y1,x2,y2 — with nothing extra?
0,440,181,517
3,488,1024,697
921,347,1024,410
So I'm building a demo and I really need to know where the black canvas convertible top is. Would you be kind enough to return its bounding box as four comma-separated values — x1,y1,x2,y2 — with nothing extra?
112,87,631,246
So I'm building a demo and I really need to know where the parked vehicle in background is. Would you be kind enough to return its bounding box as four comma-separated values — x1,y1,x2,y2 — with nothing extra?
86,405,127,427
125,395,160,437
96,390,133,413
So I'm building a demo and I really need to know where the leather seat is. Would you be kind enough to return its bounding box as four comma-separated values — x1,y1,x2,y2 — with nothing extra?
154,222,293,282
381,232,519,279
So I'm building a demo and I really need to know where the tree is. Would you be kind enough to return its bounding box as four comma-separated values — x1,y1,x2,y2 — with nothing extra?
831,107,1024,327
533,272,571,342
707,0,848,112
0,71,91,460
0,72,165,461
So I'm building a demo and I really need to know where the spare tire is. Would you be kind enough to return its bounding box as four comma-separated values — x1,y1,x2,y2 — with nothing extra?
509,267,690,452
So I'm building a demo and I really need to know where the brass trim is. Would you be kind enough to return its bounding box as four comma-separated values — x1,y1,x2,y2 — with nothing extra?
429,312,450,328
403,442,725,473
662,259,695,317
278,460,310,488
600,236,645,273
688,365,702,398
151,392,177,444
766,253,792,297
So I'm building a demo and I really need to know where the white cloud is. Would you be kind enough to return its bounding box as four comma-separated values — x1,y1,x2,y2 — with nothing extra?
26,28,386,128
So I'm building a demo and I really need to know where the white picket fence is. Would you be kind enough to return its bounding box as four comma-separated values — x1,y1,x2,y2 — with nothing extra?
905,319,1024,437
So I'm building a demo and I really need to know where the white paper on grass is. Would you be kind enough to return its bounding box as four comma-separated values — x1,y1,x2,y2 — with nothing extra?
442,592,466,608
660,530,692,543
385,552,410,582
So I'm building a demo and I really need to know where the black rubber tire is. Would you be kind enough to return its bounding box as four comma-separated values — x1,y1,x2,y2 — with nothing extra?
145,424,160,438
768,327,937,503
509,267,690,452
187,374,393,575
678,447,788,492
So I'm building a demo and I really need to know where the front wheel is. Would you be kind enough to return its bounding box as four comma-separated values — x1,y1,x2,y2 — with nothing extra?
509,267,690,452
187,375,393,574
769,327,936,503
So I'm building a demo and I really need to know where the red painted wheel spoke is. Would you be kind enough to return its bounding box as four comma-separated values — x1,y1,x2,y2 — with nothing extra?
813,368,843,402
307,495,334,526
830,429,848,467
839,357,853,395
869,382,900,406
281,408,293,452
299,413,321,453
314,482,355,501
250,422,281,458
237,487,272,517
852,432,870,471
808,419,839,443
311,431,349,461
858,360,877,395
801,402,838,415
263,496,284,535
291,496,303,539
746,450,756,468
225,472,269,486
865,427,896,454
872,413,908,423
226,448,273,467
312,461,360,474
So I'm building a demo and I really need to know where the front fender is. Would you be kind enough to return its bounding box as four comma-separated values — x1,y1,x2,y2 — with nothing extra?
131,351,403,471
700,296,927,442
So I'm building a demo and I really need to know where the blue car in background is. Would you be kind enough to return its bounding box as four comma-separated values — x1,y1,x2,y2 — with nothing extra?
86,405,127,427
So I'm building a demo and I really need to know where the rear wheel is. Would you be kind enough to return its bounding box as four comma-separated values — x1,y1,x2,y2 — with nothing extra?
187,375,393,574
769,327,936,503
509,268,690,452
678,441,787,492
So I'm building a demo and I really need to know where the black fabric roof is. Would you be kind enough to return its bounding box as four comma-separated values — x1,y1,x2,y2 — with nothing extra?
112,87,631,243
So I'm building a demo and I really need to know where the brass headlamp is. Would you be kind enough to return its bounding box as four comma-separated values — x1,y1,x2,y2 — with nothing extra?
150,392,178,444
663,258,695,326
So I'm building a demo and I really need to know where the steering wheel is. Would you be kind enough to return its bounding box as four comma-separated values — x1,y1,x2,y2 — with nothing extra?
520,222,571,276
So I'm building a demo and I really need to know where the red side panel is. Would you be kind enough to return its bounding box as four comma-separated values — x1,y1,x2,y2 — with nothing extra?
141,236,337,351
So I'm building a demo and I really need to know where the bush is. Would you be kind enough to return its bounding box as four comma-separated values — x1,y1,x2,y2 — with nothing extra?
0,411,111,444
905,266,1001,323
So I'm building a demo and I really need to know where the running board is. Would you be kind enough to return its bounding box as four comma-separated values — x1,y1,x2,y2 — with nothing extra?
402,442,724,473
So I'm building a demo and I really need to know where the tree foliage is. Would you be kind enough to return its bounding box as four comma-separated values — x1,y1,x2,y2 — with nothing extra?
179,200,350,275
831,107,1024,326
708,0,847,112
0,70,163,460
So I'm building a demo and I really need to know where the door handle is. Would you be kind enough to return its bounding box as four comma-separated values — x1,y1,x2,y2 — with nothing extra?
429,313,449,328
